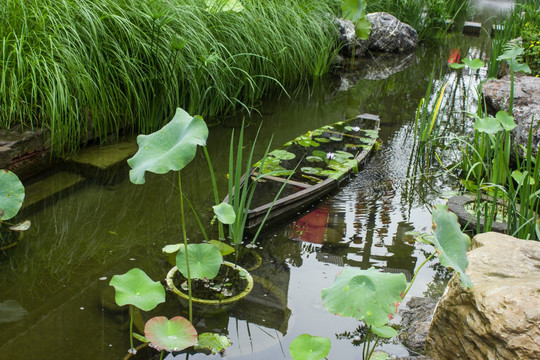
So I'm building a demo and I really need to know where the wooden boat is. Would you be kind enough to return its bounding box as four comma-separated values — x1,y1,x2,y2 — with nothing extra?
235,113,380,233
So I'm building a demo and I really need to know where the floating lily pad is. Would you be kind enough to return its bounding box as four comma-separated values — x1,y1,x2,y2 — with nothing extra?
321,267,406,328
311,150,326,160
335,151,353,159
0,300,29,323
176,243,223,280
0,170,25,221
313,137,330,143
144,316,197,352
363,129,378,138
289,334,331,360
195,332,232,354
306,156,324,163
162,244,183,254
9,220,31,231
269,149,296,160
360,137,375,144
329,136,342,142
109,268,166,311
127,108,208,184
301,167,322,175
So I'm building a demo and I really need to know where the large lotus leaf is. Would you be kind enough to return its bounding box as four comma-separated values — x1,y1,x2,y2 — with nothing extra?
371,325,398,339
194,332,232,354
321,267,406,327
289,334,331,360
209,240,235,256
354,15,371,40
432,205,473,289
109,268,166,311
213,202,236,225
144,316,197,352
176,243,223,280
0,170,25,220
0,300,29,323
128,108,208,184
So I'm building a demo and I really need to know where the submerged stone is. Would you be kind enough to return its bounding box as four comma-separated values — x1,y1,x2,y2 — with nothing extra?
24,171,85,208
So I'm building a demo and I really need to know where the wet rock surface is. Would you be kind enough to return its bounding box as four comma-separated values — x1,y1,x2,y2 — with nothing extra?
399,297,437,354
482,75,540,157
367,12,418,53
0,129,52,179
335,18,369,58
426,232,540,360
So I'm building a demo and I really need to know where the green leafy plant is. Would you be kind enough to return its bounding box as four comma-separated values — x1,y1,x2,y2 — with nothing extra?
144,316,198,355
294,204,472,359
109,268,166,354
0,170,31,251
127,107,209,322
341,0,371,40
289,334,331,360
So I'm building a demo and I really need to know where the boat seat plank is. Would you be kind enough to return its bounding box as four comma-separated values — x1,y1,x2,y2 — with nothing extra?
252,172,312,189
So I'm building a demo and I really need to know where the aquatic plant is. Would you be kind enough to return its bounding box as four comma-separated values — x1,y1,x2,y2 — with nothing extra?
0,0,338,154
0,170,30,251
293,205,472,359
128,107,210,321
109,268,166,354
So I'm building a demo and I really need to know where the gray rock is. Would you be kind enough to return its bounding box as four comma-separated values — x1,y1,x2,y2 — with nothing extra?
335,18,369,57
399,297,438,353
482,75,540,158
367,12,418,53
426,232,540,360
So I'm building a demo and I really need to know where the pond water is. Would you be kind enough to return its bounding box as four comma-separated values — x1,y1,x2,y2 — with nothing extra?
0,23,495,360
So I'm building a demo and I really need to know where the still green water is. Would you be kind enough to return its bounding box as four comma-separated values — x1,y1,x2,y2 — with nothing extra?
0,32,489,359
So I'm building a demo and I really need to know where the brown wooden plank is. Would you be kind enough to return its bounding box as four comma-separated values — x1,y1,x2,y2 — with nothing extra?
251,172,312,189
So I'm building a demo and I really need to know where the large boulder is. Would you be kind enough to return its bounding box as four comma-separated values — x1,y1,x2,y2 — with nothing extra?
335,18,369,58
426,232,540,359
482,75,540,158
367,12,418,53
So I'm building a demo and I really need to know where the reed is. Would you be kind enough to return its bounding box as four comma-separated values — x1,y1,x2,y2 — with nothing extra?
0,0,338,154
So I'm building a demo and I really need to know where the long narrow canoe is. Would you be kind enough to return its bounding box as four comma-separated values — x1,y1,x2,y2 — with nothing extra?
240,114,380,233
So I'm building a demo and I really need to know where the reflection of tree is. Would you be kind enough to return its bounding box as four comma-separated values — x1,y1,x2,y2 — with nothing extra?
423,260,452,299
335,323,396,347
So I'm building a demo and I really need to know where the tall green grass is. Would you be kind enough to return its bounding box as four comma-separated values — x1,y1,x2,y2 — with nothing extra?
1,0,338,154
366,0,472,41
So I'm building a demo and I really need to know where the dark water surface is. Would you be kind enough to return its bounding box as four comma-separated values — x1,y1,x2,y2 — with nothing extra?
0,30,491,359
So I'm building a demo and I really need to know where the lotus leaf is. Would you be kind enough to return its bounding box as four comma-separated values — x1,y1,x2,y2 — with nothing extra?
0,300,28,323
194,332,232,354
321,267,406,327
213,202,236,225
301,167,323,175
306,156,324,163
109,268,166,311
371,325,398,338
176,243,223,280
127,108,208,184
371,351,391,360
474,116,502,134
9,220,31,231
496,111,517,131
311,150,326,160
335,151,354,159
0,170,25,221
289,334,331,360
329,136,342,142
313,137,330,143
144,316,197,352
162,244,183,254
463,58,485,70
269,149,296,160
360,137,375,144
209,240,235,256
431,205,472,289
363,129,378,138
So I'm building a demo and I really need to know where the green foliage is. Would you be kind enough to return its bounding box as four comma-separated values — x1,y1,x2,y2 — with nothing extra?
0,170,25,221
127,108,208,184
195,332,232,354
109,268,166,311
431,205,472,289
289,334,331,360
144,316,198,352
0,0,339,154
341,0,371,39
321,267,407,328
212,202,236,225
176,243,223,280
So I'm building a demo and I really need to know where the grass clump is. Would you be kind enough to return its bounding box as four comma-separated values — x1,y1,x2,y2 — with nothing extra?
0,0,339,154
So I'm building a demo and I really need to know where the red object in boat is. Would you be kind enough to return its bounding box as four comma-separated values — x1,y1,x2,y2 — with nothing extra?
448,48,461,64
